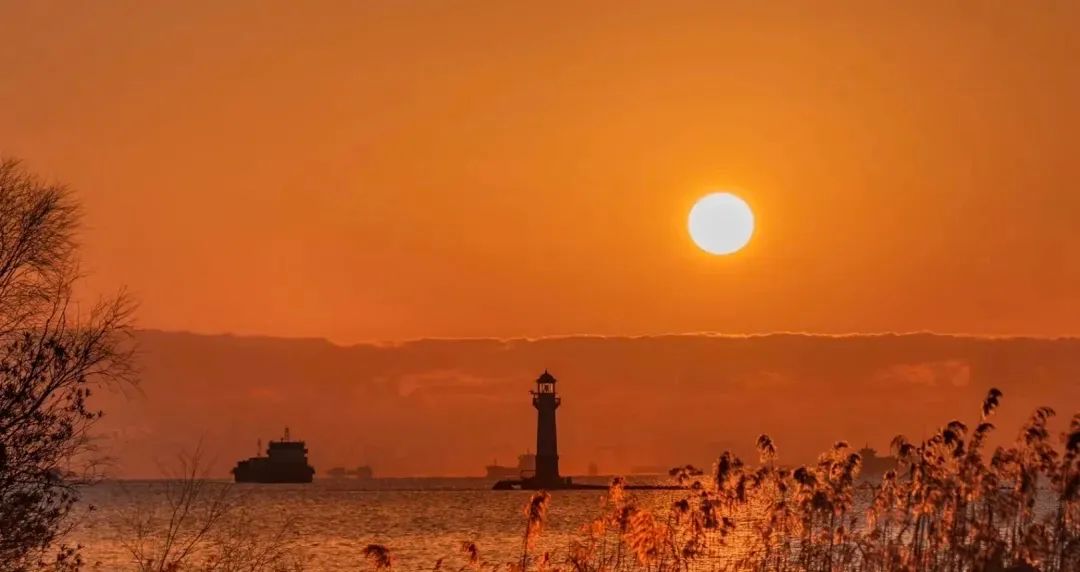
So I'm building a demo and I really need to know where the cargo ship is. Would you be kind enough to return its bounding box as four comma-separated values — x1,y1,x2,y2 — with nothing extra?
232,428,316,483
485,452,535,479
326,465,375,479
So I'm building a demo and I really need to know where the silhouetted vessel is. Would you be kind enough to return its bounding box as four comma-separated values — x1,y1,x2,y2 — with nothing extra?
485,453,535,479
232,428,316,483
326,465,375,479
858,446,898,476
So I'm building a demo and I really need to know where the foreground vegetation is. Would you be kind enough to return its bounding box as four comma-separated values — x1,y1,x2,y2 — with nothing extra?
362,389,1077,572
0,159,132,572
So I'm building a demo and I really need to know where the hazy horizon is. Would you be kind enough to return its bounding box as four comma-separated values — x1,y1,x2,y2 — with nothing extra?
135,327,1080,345
92,329,1080,479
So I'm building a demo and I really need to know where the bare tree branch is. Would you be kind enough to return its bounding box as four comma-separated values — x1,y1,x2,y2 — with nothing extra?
0,158,135,569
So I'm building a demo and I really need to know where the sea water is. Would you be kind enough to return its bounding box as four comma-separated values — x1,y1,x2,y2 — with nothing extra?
67,476,1066,570
72,476,680,570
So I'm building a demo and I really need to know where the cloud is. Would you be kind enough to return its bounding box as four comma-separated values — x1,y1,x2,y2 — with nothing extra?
873,360,972,388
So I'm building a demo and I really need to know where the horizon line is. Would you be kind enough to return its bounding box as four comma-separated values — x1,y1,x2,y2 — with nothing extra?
134,328,1080,349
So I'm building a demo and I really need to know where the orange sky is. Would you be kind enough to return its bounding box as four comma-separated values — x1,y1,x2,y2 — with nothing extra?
3,1,1079,342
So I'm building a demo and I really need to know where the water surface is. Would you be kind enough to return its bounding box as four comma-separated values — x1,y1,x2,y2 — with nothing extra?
74,476,679,570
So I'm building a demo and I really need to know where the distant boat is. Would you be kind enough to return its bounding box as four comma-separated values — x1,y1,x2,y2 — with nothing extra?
232,428,316,484
858,446,899,476
486,453,535,479
326,465,375,479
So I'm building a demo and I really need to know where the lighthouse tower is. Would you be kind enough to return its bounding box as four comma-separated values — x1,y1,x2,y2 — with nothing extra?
492,369,673,491
532,370,562,485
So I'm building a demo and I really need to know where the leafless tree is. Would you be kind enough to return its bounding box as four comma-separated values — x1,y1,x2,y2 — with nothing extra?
0,158,134,570
123,446,234,571
122,445,303,572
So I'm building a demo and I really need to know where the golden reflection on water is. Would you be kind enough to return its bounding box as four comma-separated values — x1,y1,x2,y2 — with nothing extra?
74,477,685,570
71,476,1063,570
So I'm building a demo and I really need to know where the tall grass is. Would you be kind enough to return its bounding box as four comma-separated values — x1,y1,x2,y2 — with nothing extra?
367,388,1078,572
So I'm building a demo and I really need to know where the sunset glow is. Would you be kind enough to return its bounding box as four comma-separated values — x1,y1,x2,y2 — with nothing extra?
3,3,1079,569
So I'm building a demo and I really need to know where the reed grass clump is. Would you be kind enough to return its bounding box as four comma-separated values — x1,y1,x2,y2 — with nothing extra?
521,491,552,570
416,388,1079,572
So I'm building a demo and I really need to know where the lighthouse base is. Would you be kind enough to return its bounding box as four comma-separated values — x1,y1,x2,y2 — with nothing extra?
492,476,607,490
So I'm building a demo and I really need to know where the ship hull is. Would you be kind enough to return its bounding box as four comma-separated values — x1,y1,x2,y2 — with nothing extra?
232,458,315,483
233,470,314,484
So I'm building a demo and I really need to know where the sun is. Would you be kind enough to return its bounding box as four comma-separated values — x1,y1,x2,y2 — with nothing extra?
687,192,755,255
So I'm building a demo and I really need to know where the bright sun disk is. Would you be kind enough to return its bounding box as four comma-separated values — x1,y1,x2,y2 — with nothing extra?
688,192,755,255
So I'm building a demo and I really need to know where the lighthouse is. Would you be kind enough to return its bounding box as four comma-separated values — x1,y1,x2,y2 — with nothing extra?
492,370,614,490
532,370,562,485
491,369,683,491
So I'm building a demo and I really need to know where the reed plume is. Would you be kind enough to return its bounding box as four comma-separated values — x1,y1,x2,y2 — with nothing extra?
525,491,552,546
460,540,480,568
521,491,551,571
362,543,393,570
983,387,1004,419
757,434,777,465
